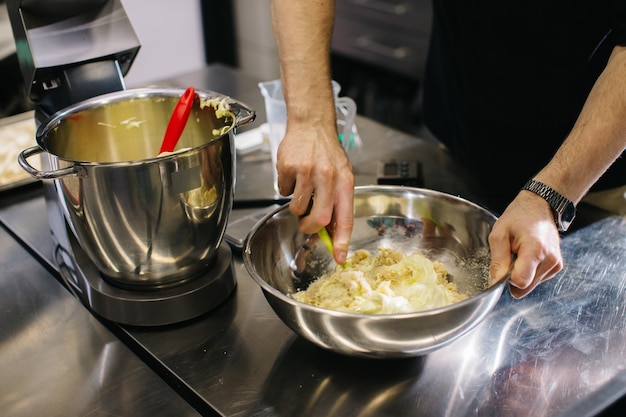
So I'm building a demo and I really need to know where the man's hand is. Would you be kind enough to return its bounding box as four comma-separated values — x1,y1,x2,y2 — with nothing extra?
489,191,564,298
276,120,354,265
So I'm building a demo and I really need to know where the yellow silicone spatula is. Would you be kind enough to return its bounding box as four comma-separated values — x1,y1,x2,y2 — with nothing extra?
317,227,348,268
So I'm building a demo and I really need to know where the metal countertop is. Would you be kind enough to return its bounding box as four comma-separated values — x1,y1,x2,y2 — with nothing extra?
1,64,626,416
0,200,200,416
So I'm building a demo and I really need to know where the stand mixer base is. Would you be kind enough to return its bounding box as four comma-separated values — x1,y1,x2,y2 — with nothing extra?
55,231,237,326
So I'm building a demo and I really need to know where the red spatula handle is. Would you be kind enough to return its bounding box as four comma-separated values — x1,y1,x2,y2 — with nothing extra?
159,86,196,154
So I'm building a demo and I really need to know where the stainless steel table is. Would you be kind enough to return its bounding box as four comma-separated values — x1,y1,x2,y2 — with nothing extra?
0,199,200,417
1,64,625,416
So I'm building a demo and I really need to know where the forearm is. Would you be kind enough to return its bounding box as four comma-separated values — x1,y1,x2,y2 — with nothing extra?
270,0,336,124
535,45,626,203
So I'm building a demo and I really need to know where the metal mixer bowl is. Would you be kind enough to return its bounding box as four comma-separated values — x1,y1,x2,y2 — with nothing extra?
243,186,508,358
19,88,254,288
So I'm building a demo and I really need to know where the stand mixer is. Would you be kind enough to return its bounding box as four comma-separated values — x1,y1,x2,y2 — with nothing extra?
7,0,240,326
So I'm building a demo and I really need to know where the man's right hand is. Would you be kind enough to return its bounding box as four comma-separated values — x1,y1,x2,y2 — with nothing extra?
276,118,355,266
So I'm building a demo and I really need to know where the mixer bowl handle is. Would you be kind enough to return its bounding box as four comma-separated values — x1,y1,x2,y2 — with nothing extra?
18,146,82,180
230,100,256,128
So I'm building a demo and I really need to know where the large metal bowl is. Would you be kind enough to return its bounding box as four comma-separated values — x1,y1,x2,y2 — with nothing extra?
243,186,508,358
19,88,255,288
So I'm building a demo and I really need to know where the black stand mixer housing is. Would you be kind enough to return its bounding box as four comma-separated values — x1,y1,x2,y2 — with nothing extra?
7,0,140,118
6,0,237,326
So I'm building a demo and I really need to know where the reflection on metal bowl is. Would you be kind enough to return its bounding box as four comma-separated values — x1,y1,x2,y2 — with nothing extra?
243,186,508,358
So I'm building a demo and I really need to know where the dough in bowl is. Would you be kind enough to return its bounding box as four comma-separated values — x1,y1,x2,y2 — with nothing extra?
293,247,467,314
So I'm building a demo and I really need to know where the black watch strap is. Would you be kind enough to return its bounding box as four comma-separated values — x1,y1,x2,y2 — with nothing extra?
522,179,576,232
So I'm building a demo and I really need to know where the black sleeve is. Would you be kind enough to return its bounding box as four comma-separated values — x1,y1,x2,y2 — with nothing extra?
613,0,626,45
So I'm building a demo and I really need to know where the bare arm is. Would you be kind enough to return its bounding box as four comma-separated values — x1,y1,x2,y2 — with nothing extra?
536,45,626,201
490,45,626,298
271,0,354,264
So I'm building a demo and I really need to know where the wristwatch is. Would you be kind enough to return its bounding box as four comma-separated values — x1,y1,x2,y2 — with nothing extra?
522,179,576,232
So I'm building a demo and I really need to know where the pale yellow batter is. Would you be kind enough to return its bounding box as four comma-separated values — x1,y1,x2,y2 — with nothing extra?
293,247,467,314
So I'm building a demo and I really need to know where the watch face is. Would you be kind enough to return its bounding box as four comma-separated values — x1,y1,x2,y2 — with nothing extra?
559,202,576,231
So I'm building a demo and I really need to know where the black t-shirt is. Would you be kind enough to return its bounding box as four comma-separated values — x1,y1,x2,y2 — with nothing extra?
422,0,626,213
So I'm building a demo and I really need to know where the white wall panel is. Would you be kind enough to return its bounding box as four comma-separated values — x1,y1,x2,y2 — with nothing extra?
121,0,206,87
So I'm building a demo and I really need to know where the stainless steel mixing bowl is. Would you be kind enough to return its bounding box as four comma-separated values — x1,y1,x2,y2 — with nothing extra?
19,88,255,288
243,186,508,358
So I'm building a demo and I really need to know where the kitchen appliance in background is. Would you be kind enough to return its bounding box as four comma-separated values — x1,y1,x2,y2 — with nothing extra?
6,0,140,120
331,0,433,137
6,0,242,326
